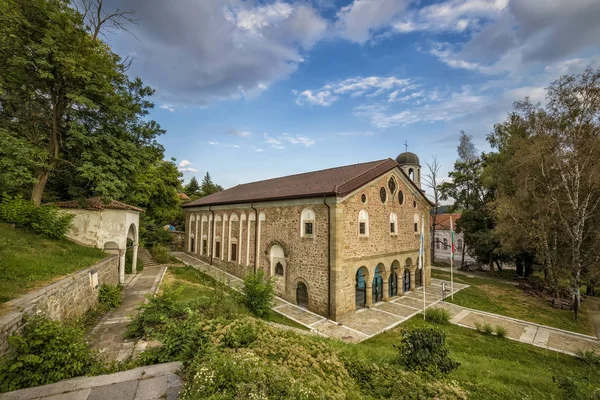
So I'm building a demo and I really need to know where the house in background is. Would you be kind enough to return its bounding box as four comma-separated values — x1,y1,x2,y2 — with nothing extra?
183,152,433,320
432,213,476,266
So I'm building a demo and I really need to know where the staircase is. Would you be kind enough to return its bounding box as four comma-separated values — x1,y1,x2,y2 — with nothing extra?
137,247,162,267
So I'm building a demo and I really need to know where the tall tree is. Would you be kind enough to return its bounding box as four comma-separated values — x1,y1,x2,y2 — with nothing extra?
424,156,442,262
489,68,600,318
0,0,163,205
184,176,201,197
200,172,223,197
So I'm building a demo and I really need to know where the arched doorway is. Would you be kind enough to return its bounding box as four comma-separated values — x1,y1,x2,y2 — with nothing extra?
403,258,413,292
389,260,400,297
373,265,383,303
296,282,308,308
415,259,423,288
356,267,368,309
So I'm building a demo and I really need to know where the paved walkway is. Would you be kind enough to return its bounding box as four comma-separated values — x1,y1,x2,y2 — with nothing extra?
171,252,468,343
87,261,167,362
0,362,182,400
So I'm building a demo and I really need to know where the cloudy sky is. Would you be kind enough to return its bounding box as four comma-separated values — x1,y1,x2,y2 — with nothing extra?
103,0,600,194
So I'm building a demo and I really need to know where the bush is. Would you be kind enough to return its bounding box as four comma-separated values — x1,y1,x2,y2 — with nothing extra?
494,325,508,338
242,271,274,318
475,322,494,336
126,287,190,338
425,308,451,324
0,195,73,239
99,284,121,308
396,326,460,376
149,243,172,264
0,315,96,392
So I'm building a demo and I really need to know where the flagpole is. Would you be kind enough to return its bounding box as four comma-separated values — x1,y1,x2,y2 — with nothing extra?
421,214,426,320
450,216,454,301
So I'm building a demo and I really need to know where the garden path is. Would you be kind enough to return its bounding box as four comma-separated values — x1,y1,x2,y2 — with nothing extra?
86,259,167,362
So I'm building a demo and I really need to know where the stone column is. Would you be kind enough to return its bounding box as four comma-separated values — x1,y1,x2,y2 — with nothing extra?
119,249,126,284
382,279,389,302
366,284,373,306
194,213,199,255
410,269,416,291
132,243,139,274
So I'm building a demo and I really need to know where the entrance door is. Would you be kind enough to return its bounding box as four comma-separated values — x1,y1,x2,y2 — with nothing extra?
372,274,383,303
356,269,367,309
403,269,411,292
296,282,308,308
415,267,423,287
389,272,398,297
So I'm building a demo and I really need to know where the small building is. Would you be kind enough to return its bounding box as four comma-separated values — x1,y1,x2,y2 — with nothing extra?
432,213,476,265
183,153,433,320
50,198,143,283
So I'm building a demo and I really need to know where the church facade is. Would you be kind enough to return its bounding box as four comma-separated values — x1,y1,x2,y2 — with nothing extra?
182,152,432,320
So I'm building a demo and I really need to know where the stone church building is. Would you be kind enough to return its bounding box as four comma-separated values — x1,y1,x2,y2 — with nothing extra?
183,152,432,321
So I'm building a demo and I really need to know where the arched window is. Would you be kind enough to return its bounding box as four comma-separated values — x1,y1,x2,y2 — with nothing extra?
409,168,414,181
300,208,315,237
413,214,419,233
229,238,238,262
388,177,397,194
390,213,397,234
443,238,448,250
457,239,463,251
275,262,284,276
358,210,369,236
435,237,440,249
398,190,404,205
380,187,387,203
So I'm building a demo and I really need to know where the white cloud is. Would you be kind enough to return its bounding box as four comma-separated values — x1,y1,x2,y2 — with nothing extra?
252,147,264,152
282,134,316,147
160,104,175,112
208,141,219,145
227,129,252,137
263,133,316,149
178,160,192,167
296,76,415,106
177,159,198,173
178,167,199,173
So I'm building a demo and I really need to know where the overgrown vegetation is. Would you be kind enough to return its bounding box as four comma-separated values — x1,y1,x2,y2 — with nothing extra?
0,316,96,392
425,307,451,324
474,322,494,336
98,285,121,308
396,326,460,376
0,195,73,240
242,270,275,318
0,224,106,304
149,243,181,264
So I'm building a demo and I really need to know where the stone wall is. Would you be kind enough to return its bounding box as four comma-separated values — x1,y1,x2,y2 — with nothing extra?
0,255,119,357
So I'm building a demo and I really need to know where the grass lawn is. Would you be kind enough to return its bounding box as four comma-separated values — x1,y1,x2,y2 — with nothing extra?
164,266,308,330
432,269,595,335
0,224,106,305
358,316,600,400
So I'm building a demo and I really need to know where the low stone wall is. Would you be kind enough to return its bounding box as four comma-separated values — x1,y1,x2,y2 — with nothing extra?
0,255,119,357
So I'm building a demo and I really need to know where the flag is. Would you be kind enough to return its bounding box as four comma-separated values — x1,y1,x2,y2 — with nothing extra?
419,214,424,269
450,217,455,260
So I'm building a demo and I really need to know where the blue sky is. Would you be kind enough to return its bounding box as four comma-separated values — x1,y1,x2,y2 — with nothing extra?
103,0,600,196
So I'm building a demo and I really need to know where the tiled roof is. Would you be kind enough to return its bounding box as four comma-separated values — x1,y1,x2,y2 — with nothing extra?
48,197,144,213
432,213,461,230
184,158,431,207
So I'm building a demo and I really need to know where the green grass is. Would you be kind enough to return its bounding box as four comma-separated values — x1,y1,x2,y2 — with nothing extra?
358,316,600,400
0,224,106,305
432,269,595,335
165,266,308,330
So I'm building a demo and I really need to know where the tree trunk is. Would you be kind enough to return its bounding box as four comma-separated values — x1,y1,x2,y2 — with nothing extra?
461,245,466,268
488,255,495,275
495,260,503,272
31,168,49,206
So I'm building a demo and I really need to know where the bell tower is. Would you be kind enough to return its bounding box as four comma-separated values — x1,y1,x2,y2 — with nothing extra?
395,143,421,188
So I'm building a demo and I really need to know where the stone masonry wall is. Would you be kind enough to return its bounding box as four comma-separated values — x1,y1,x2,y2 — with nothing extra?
0,256,119,357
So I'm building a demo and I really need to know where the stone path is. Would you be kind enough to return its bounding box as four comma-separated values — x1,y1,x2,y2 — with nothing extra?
87,261,167,362
435,301,600,356
0,362,182,400
171,252,467,343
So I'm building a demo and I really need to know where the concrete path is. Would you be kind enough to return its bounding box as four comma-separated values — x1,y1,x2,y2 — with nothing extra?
435,301,600,356
86,262,167,362
0,362,182,400
171,252,468,343
588,296,600,339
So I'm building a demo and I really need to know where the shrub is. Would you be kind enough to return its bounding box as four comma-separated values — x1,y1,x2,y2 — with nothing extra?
396,326,460,376
99,284,121,308
425,308,451,324
0,315,96,392
126,287,189,338
494,325,508,339
242,271,274,318
0,195,73,239
149,243,172,264
475,322,494,336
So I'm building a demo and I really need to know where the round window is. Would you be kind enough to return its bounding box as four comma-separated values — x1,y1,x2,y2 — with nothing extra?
388,177,397,194
398,190,404,205
380,187,387,203
361,194,367,203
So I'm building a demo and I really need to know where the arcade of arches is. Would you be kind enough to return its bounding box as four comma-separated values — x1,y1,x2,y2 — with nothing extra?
355,257,424,309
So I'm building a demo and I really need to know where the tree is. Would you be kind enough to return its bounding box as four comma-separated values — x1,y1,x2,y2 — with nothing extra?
184,176,201,197
200,172,223,197
0,0,163,205
74,0,137,42
488,68,600,319
423,156,442,262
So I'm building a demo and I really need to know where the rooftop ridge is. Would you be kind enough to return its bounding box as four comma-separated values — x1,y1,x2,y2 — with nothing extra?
334,158,396,193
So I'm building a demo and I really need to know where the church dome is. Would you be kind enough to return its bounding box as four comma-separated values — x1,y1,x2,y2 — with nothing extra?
395,152,420,165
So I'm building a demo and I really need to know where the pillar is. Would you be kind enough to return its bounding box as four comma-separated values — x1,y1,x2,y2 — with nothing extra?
194,213,199,255
366,284,373,306
383,279,389,302
119,249,126,284
132,243,138,274
411,269,416,291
